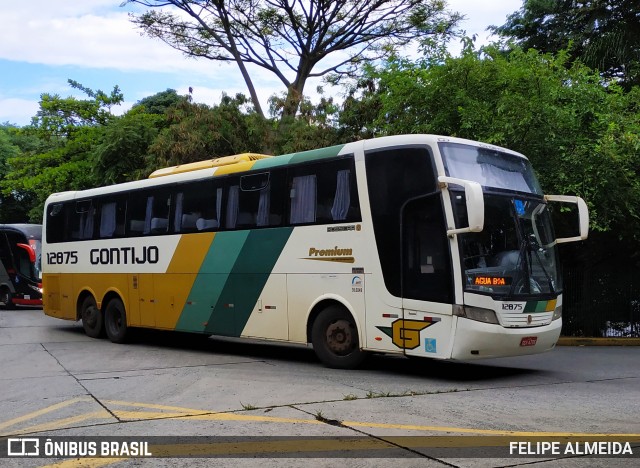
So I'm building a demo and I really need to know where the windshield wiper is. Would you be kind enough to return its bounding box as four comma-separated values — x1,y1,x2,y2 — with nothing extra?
508,200,556,296
529,241,555,294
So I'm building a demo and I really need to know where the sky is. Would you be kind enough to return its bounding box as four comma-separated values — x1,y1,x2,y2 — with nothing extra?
0,0,523,127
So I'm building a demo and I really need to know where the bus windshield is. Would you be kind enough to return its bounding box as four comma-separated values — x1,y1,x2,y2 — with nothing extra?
440,142,543,195
455,194,561,298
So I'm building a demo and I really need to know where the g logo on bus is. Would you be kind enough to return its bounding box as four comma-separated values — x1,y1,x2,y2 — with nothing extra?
377,318,440,350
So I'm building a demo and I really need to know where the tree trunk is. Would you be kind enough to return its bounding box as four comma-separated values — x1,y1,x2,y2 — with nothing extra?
235,59,265,119
281,77,307,121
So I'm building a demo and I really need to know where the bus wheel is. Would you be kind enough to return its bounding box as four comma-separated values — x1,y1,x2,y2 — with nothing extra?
311,306,366,369
104,298,128,344
80,295,103,338
0,287,12,309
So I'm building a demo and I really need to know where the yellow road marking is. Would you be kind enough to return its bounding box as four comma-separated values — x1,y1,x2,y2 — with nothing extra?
113,409,324,425
2,395,639,468
0,397,92,432
102,400,211,414
8,411,113,436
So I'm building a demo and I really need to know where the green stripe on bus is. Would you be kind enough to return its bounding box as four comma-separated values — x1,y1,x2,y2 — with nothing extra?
524,301,548,313
288,145,345,164
203,227,293,336
252,144,346,171
175,231,250,333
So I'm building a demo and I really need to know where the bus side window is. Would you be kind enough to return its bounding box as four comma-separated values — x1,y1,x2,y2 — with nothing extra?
98,198,126,238
148,193,171,234
237,173,267,228
288,156,360,226
174,181,220,233
70,200,95,241
126,191,170,236
225,184,240,229
289,174,316,224
0,233,11,272
46,203,67,243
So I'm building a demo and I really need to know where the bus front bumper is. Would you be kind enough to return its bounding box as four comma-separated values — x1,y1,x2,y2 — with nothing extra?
450,317,562,360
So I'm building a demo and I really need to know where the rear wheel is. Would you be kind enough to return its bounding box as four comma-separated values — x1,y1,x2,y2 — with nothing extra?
80,295,103,338
311,306,366,369
104,298,128,343
0,287,12,309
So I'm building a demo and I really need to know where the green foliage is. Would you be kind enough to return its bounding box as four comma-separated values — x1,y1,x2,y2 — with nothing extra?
491,0,640,88
3,127,98,221
31,80,123,139
269,93,343,153
146,93,268,171
1,81,123,221
0,125,30,222
92,109,164,184
132,89,184,115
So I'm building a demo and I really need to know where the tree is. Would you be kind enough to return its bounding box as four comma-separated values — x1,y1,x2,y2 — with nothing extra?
0,125,31,222
1,81,124,221
146,93,267,171
124,0,460,120
491,0,640,88
92,109,164,184
32,80,123,139
132,88,185,114
269,92,343,153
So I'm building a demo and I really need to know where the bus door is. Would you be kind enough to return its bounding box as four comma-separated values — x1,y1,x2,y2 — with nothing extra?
400,195,455,359
128,274,155,327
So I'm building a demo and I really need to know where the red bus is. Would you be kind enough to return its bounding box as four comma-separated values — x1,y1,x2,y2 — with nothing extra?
0,224,42,308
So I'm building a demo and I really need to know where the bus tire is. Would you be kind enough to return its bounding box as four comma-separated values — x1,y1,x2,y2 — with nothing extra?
311,306,366,369
104,298,128,344
80,295,103,338
0,287,12,309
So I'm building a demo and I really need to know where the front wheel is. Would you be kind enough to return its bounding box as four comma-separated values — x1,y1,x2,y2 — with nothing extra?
81,295,103,338
0,287,12,309
311,306,366,369
104,298,128,344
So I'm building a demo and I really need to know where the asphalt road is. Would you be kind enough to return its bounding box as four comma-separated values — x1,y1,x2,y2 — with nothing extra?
1,307,639,467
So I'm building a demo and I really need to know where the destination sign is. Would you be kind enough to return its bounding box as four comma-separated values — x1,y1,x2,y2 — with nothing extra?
473,275,512,286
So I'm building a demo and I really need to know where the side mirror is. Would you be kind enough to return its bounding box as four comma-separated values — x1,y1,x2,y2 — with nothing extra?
544,195,589,243
438,176,484,236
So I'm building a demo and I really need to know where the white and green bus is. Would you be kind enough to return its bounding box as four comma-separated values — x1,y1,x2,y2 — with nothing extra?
42,134,588,368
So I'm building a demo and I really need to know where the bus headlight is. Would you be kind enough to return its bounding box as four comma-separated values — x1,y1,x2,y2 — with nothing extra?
552,305,562,321
453,305,500,325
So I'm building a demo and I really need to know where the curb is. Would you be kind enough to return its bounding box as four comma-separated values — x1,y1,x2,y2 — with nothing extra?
557,337,640,346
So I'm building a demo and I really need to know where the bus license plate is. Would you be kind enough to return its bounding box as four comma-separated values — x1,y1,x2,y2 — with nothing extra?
520,336,537,347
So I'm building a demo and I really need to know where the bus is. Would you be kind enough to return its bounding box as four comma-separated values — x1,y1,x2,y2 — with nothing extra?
41,135,588,368
0,224,43,308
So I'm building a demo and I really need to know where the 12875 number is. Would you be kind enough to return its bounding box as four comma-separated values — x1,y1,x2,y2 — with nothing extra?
47,251,78,265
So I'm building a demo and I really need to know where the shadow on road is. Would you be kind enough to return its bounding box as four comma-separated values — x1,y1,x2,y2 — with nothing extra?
52,323,542,383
